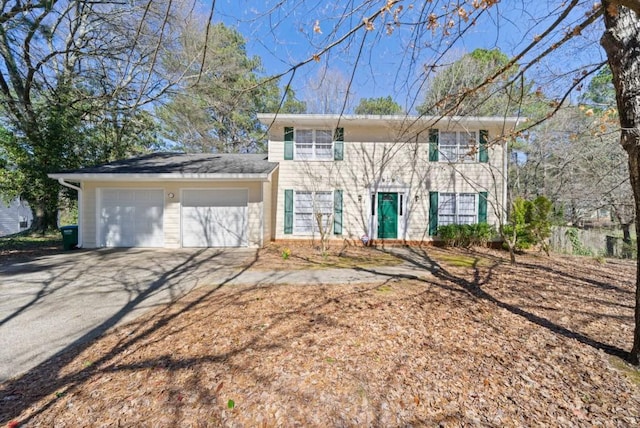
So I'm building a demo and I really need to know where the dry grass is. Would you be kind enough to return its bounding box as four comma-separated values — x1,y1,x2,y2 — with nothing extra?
252,242,403,270
1,246,639,427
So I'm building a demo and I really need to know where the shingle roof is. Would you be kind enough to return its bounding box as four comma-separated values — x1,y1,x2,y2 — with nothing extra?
56,152,278,175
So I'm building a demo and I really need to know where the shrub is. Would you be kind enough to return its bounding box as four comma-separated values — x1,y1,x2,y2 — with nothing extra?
564,227,592,256
502,224,535,251
437,223,495,248
502,196,553,254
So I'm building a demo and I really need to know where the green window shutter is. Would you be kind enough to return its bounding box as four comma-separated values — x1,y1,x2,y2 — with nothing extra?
429,191,439,236
284,189,293,234
428,129,439,162
334,127,344,161
284,127,294,160
479,129,489,163
478,192,488,224
333,189,343,235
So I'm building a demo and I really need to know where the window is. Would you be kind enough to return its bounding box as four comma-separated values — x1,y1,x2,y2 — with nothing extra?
457,194,477,224
295,130,314,159
438,193,477,225
295,129,333,160
294,190,333,234
439,131,477,162
438,193,456,225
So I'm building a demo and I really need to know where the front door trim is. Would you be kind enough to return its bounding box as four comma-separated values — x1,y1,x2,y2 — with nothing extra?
368,179,410,240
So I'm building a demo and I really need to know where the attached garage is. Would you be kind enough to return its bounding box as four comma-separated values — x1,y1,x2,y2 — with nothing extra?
98,188,164,247
49,152,278,249
181,189,248,247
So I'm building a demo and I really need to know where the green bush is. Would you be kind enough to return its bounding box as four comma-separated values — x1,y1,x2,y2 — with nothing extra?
502,224,535,251
502,196,553,254
437,223,495,248
565,227,593,256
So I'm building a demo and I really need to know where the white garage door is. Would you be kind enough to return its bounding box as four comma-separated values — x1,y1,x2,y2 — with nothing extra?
182,189,248,247
99,189,164,247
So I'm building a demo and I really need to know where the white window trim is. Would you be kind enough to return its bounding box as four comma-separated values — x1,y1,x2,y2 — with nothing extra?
438,192,478,225
439,130,479,163
293,190,334,235
294,129,334,161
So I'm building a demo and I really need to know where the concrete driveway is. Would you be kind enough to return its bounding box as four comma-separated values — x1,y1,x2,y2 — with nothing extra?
0,247,256,382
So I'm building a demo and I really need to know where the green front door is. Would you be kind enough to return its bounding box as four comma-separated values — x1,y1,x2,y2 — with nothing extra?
377,192,398,239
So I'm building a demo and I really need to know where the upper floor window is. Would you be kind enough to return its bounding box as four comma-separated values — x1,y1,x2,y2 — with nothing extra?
440,131,477,162
428,129,488,163
284,127,344,161
295,129,333,160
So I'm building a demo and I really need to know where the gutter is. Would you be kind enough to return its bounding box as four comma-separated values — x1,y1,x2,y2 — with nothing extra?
257,113,525,129
48,172,274,182
57,178,83,248
503,140,508,225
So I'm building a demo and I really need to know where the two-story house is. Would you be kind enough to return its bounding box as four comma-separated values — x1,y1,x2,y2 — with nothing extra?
258,114,521,244
48,114,522,248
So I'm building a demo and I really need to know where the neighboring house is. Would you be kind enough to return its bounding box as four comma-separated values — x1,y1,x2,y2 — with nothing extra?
0,197,32,236
257,114,521,244
48,114,522,248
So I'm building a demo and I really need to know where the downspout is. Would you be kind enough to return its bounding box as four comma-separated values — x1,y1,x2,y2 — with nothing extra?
57,178,83,248
503,138,508,225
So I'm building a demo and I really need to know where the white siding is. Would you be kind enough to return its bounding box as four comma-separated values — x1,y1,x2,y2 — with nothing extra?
82,181,265,248
0,198,32,236
268,122,507,243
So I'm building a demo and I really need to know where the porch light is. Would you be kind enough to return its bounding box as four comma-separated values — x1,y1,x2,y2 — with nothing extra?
168,192,175,199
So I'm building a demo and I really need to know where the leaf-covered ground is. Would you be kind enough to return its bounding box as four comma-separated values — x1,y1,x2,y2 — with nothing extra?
1,246,639,427
0,232,63,261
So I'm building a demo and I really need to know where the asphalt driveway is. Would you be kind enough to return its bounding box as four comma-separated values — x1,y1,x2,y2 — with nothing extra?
0,247,257,382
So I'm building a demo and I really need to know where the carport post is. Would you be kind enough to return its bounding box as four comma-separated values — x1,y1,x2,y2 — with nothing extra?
57,178,82,248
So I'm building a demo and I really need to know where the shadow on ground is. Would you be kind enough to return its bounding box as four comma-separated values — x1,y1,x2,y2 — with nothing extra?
374,246,630,359
0,245,636,426
0,248,258,424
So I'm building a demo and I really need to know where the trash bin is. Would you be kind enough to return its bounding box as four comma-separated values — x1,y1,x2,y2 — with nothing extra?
60,225,78,250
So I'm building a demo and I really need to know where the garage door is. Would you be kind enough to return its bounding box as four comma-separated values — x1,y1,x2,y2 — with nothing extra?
99,189,164,247
181,189,248,247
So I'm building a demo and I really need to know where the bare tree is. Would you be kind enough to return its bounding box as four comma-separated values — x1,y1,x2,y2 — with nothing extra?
418,48,527,116
303,67,355,114
0,0,188,230
518,105,632,227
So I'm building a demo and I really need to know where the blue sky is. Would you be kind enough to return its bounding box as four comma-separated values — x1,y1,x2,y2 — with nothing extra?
211,1,606,112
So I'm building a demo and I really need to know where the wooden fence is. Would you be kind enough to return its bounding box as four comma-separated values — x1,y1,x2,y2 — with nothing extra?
549,226,636,259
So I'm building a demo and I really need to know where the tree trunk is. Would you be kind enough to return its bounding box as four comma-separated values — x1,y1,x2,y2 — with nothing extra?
499,225,517,265
601,2,640,365
508,244,516,265
29,202,59,233
622,223,634,259
622,223,632,244
27,180,60,233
